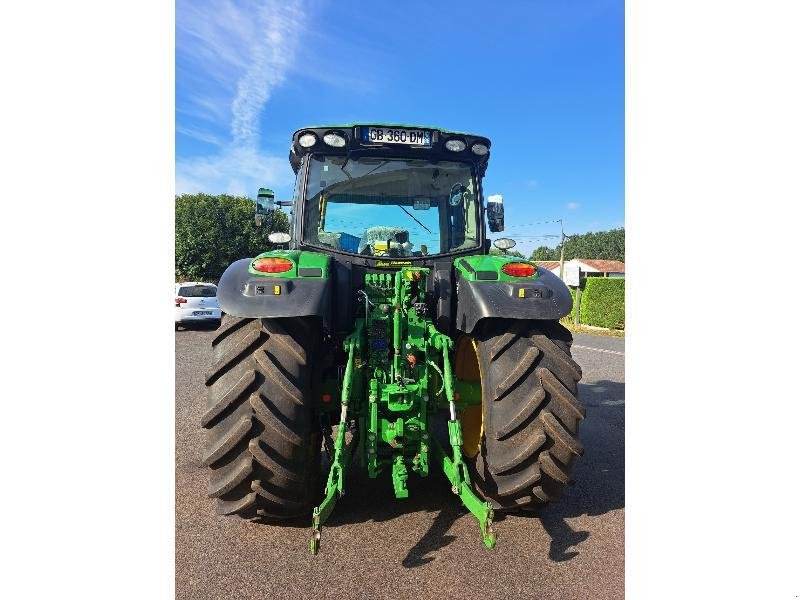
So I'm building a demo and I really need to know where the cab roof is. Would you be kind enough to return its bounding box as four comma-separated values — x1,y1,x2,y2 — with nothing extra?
293,123,486,138
288,124,492,174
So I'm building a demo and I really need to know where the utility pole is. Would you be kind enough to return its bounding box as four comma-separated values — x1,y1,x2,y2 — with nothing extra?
558,219,566,279
555,219,581,325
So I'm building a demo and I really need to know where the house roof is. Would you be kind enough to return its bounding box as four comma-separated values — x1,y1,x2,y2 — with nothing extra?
578,259,625,273
533,259,625,273
533,261,561,270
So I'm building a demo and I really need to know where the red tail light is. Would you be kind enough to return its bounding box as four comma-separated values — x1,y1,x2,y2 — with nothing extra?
175,297,187,307
252,257,293,273
501,262,537,277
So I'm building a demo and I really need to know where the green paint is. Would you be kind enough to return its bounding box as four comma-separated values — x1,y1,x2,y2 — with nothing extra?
392,455,409,499
456,254,541,282
453,380,482,406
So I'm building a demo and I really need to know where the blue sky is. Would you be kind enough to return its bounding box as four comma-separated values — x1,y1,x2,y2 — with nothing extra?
176,0,623,256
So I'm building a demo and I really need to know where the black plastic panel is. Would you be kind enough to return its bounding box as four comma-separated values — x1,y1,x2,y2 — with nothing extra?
454,266,573,333
217,259,331,329
476,271,498,280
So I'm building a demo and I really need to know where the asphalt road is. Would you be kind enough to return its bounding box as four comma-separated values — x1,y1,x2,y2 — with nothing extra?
176,325,625,599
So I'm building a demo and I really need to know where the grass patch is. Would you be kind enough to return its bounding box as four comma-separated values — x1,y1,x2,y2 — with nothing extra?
561,322,625,338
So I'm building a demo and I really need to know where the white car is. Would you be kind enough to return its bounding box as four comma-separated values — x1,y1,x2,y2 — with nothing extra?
175,282,222,329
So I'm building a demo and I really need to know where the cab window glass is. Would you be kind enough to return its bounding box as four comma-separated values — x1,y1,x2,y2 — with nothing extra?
302,156,478,257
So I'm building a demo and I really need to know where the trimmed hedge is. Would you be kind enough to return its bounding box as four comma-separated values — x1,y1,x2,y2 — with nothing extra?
567,286,577,321
579,277,625,329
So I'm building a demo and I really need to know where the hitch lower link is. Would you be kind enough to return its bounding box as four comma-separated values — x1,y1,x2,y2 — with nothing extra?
310,338,356,555
433,419,496,549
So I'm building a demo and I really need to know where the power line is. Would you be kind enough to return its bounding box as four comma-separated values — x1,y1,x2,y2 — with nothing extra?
504,234,560,238
504,219,564,229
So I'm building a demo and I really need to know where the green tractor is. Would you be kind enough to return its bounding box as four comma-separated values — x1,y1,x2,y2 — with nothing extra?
202,124,585,553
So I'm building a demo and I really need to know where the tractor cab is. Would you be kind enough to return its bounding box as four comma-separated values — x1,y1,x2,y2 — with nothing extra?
258,124,505,260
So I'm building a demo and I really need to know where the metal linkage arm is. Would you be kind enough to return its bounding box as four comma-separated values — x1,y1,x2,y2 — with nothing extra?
428,325,496,549
310,326,361,555
430,436,496,549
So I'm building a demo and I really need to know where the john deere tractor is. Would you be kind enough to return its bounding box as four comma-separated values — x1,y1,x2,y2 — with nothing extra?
202,124,584,553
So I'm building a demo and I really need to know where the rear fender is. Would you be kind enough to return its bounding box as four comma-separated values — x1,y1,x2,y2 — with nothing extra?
217,251,332,328
454,256,573,333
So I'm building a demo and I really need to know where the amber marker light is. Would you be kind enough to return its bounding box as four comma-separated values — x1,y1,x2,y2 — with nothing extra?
501,262,537,277
252,257,293,273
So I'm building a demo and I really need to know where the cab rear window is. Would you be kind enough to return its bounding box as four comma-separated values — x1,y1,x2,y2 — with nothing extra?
178,285,217,297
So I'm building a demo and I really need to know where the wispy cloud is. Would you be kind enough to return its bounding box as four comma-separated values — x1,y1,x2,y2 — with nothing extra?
566,201,581,210
176,125,222,147
176,0,305,195
526,179,539,188
176,146,291,198
229,2,302,145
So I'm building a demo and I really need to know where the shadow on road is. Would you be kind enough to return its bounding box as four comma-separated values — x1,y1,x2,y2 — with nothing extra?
401,504,461,567
176,320,221,332
316,456,469,567
533,379,626,561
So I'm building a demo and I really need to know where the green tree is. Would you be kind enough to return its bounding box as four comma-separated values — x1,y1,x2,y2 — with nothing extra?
538,227,625,263
175,193,289,282
489,248,524,258
529,245,558,261
528,228,624,262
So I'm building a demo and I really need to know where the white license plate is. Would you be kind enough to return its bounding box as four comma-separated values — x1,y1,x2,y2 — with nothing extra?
363,127,431,146
193,311,213,316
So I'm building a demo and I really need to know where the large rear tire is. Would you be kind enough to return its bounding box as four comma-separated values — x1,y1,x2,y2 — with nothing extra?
457,319,585,512
201,315,320,519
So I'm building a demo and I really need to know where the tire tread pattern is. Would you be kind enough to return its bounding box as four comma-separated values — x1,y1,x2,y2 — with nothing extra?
468,319,584,511
201,315,319,520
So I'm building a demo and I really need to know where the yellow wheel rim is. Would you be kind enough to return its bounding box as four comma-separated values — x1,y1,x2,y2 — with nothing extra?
453,336,483,458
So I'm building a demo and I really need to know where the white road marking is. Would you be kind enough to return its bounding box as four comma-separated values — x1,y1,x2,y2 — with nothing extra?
572,344,625,357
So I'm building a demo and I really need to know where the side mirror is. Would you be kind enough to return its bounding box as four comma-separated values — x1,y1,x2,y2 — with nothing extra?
487,194,504,232
256,187,284,228
255,186,294,227
256,188,276,221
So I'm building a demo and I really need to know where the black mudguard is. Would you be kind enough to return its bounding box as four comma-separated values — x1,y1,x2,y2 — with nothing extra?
455,267,573,333
217,259,331,328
